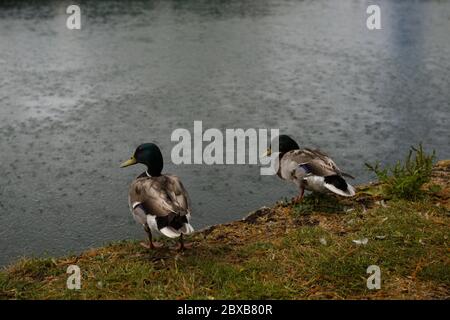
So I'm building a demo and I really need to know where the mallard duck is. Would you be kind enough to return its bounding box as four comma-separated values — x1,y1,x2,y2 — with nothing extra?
264,135,355,202
120,143,194,250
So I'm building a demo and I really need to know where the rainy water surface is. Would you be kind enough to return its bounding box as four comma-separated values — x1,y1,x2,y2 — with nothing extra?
1,0,449,265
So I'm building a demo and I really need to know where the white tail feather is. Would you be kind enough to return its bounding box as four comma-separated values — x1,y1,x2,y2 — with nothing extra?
346,184,356,196
160,227,181,238
181,223,195,235
324,182,356,197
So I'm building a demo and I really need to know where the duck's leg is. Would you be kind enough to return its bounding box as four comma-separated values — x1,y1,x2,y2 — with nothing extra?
174,234,193,251
141,223,163,249
292,187,305,204
178,234,185,251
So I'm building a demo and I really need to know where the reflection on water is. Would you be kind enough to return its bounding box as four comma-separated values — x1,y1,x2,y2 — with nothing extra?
0,0,449,265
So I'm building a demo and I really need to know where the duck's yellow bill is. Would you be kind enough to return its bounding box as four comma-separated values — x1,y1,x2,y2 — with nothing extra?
261,148,272,157
120,156,137,168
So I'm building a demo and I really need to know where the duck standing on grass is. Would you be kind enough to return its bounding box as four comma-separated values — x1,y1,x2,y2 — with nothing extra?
264,135,356,203
120,143,194,250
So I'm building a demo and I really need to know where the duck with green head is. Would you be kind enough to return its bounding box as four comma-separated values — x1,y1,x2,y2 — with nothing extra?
264,135,356,203
121,143,194,250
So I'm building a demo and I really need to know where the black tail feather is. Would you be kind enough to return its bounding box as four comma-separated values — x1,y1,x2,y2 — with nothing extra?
324,175,348,192
156,214,188,230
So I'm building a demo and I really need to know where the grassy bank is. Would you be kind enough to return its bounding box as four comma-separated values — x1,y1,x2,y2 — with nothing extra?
1,160,449,300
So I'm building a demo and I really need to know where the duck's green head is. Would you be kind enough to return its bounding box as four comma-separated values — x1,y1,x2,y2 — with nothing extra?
120,143,163,176
264,134,300,156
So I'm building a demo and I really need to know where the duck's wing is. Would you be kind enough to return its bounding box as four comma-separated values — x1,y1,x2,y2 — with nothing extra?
281,149,356,197
129,176,194,238
282,149,338,177
308,148,355,179
291,148,355,179
164,175,192,215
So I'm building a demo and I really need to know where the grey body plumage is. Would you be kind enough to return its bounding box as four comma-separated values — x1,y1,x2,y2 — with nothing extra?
121,143,194,250
270,135,356,201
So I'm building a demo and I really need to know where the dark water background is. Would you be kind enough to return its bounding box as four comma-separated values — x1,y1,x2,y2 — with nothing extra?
0,0,449,266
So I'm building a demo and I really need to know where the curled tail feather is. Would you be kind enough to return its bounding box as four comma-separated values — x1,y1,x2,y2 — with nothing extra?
154,213,194,238
324,175,355,197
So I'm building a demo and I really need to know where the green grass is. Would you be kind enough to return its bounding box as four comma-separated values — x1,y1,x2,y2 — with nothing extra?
1,160,449,300
1,195,448,299
292,193,346,216
365,144,436,200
